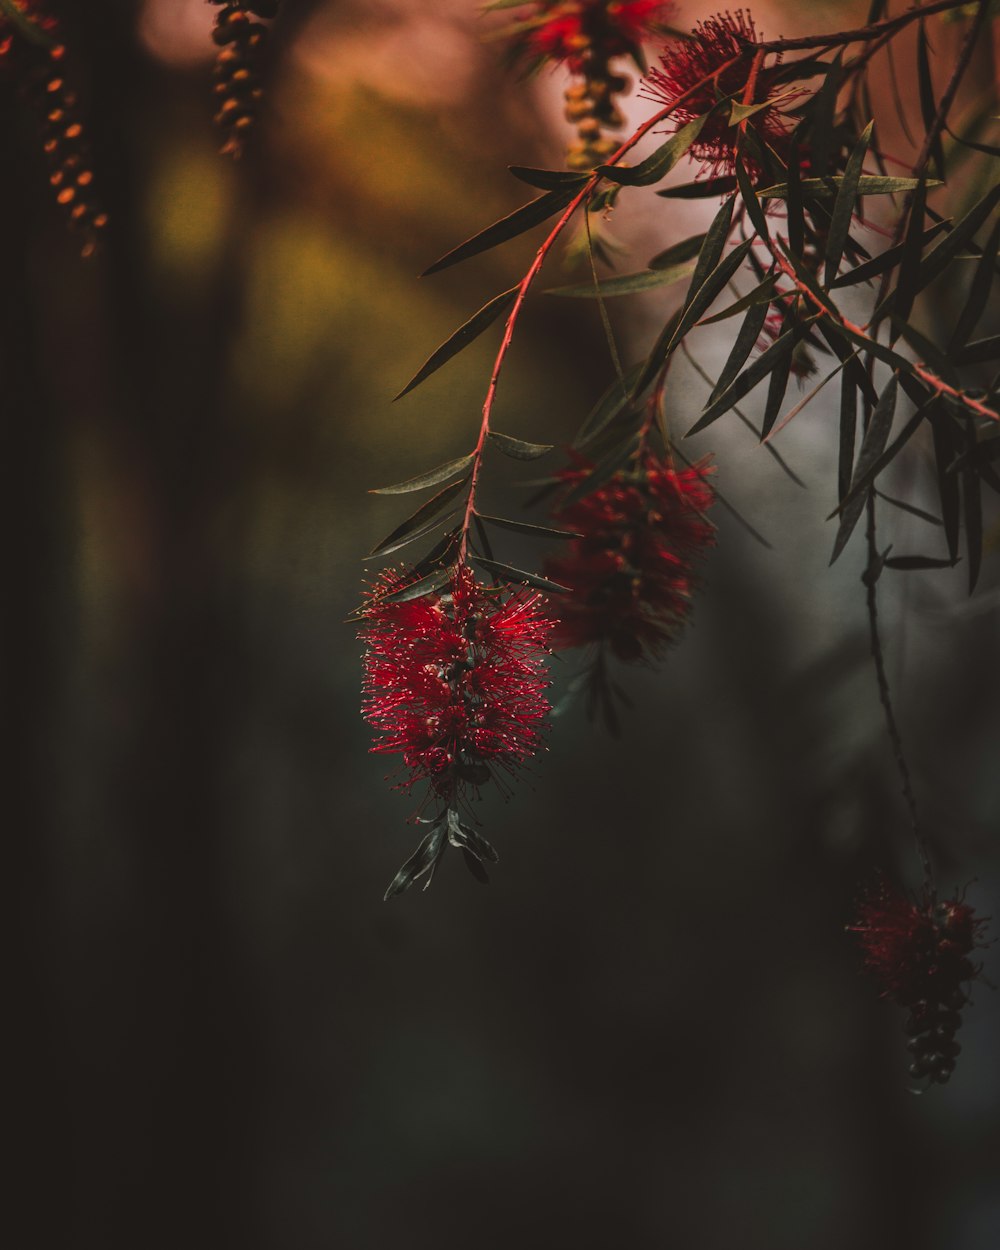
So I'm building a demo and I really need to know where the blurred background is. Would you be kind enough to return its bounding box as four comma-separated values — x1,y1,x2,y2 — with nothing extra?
5,1,999,1246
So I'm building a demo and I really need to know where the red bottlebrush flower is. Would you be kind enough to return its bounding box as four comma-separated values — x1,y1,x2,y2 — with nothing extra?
850,876,989,1085
513,1,675,73
360,565,553,896
644,9,793,178
543,450,715,662
209,1,279,159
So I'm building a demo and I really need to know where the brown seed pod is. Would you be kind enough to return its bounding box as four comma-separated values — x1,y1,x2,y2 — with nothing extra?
208,1,279,159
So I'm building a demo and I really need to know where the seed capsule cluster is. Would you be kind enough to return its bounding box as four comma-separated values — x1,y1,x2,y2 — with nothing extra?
209,0,279,159
0,6,107,256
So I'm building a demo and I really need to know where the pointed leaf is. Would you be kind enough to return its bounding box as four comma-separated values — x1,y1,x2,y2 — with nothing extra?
472,558,569,593
830,376,899,562
838,367,858,500
761,326,794,440
545,259,695,298
422,187,577,276
687,327,797,435
383,825,447,901
596,114,707,187
757,175,937,199
825,121,873,286
734,153,770,243
378,565,454,607
368,477,469,557
955,335,1000,365
709,300,770,403
508,166,590,190
371,453,474,495
698,275,777,326
364,509,460,559
875,489,941,526
884,555,958,570
648,233,707,270
476,513,581,540
916,20,946,180
830,219,950,288
394,289,518,400
949,217,1000,351
657,176,737,199
489,431,553,460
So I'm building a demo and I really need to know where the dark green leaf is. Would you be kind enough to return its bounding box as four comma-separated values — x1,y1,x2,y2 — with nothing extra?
368,477,469,556
365,508,460,558
686,328,797,436
785,137,805,257
709,300,770,403
371,453,474,495
508,166,590,190
890,175,929,342
818,322,879,406
929,406,962,560
634,238,753,397
916,20,946,180
825,120,873,286
422,187,577,276
657,176,737,199
950,217,1000,350
383,824,447,901
907,183,1000,295
574,362,643,447
761,323,794,440
648,233,707,270
596,114,707,186
838,368,858,500
476,513,581,539
830,219,950,288
757,175,937,200
394,288,518,400
875,489,942,525
699,275,777,326
378,565,454,606
734,153,770,242
884,555,958,570
955,335,1000,365
688,196,736,295
472,557,569,593
489,430,554,460
807,51,844,178
545,259,695,298
830,374,898,563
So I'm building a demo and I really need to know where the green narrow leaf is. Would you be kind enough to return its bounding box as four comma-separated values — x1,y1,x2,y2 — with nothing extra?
364,509,460,559
949,216,1000,351
368,476,469,556
686,328,797,436
573,362,643,447
890,175,929,342
838,369,858,500
633,239,753,398
883,555,957,570
476,513,581,540
825,120,873,286
916,20,946,179
909,183,1000,294
760,322,794,440
688,196,736,294
955,335,1000,365
657,176,737,200
596,114,707,187
394,289,518,400
508,166,590,190
472,557,569,593
488,431,554,460
785,137,805,258
545,259,695,298
875,489,942,525
377,565,454,607
830,219,950,288
698,275,776,326
422,187,577,276
734,153,770,242
383,824,447,901
757,175,936,200
808,50,844,178
830,374,898,563
648,233,707,269
709,300,770,403
817,323,879,406
371,453,474,495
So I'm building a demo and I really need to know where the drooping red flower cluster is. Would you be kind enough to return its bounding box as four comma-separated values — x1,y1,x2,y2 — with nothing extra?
517,0,674,72
209,0,279,159
644,9,792,178
544,451,715,661
850,877,989,1085
360,565,553,801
